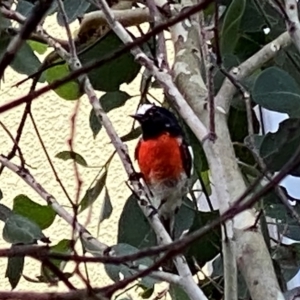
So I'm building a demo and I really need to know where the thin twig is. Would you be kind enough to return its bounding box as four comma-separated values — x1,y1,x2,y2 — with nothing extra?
57,0,83,250
29,111,74,206
0,121,25,167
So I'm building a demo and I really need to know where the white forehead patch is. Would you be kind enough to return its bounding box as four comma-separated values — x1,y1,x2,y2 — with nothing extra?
136,104,154,115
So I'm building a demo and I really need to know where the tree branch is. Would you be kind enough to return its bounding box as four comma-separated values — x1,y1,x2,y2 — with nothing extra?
169,1,286,300
285,0,300,53
0,0,54,79
169,1,237,299
77,8,152,41
0,155,108,253
215,31,291,113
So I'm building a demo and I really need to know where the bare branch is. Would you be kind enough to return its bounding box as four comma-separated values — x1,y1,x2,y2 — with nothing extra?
168,1,288,299
78,8,152,40
284,0,300,52
0,155,108,253
215,32,291,113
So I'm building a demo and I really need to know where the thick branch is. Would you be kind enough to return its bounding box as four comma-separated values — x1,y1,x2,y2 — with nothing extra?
77,8,151,40
169,2,237,299
170,3,285,300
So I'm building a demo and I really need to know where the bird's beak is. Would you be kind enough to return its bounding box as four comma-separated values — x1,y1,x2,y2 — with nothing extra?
130,114,144,121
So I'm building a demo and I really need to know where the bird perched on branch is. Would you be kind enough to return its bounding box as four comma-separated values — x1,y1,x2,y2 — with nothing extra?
131,104,193,239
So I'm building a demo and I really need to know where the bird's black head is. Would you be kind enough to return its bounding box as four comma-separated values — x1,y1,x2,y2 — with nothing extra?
131,104,183,139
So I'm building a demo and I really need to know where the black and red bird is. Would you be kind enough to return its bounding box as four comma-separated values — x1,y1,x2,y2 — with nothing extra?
131,104,193,238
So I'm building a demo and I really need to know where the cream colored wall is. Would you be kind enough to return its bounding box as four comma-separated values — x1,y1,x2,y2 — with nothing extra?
0,16,170,298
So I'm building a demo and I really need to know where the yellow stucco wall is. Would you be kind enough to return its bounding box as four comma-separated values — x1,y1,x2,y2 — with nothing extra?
0,15,170,298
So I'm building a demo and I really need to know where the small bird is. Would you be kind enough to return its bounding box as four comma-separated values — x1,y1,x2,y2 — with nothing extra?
131,104,193,239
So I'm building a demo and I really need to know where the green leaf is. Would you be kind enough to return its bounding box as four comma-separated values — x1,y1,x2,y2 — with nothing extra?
185,210,221,270
235,32,266,62
55,151,88,167
139,286,154,299
27,40,48,55
104,243,156,288
11,42,44,79
220,0,246,54
16,0,34,17
200,170,211,196
274,44,300,88
45,61,82,100
272,243,300,282
265,205,300,241
0,11,10,29
89,91,131,138
244,134,264,153
89,108,102,138
118,195,195,249
240,1,276,33
228,105,258,165
173,197,195,239
79,31,141,92
41,239,73,283
13,195,56,230
211,255,249,299
5,246,24,289
214,54,240,92
264,190,300,240
56,0,90,25
118,194,156,249
0,33,44,80
100,91,131,112
46,2,59,15
259,118,300,176
0,203,12,222
79,170,108,212
3,214,46,244
252,67,300,117
98,187,113,226
120,127,142,142
199,277,223,300
169,283,190,300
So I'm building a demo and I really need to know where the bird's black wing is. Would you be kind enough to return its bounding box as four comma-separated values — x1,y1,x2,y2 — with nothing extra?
179,139,193,178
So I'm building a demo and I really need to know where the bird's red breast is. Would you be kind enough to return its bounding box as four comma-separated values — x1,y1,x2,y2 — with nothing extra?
135,132,184,184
